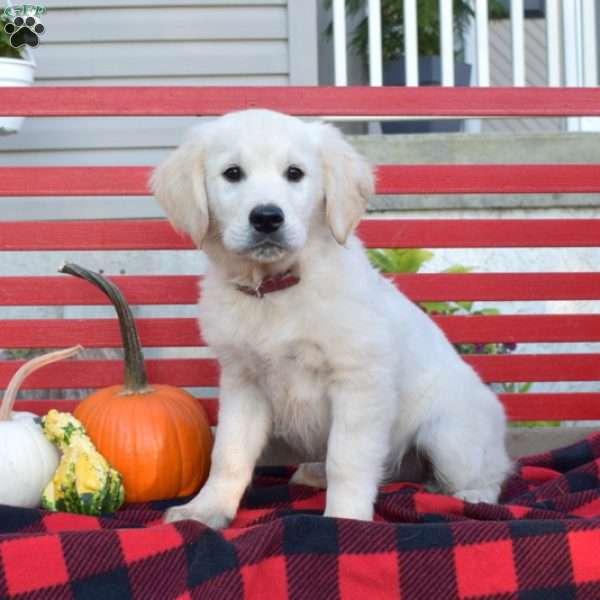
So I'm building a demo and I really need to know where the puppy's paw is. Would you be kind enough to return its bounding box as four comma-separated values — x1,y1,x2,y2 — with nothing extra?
290,462,327,489
323,503,373,522
453,485,500,504
324,492,374,521
165,502,232,529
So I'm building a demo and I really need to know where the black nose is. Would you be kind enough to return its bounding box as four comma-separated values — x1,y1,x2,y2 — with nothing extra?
249,204,284,234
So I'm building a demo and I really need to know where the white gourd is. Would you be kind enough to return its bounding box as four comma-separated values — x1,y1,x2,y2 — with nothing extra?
0,346,82,508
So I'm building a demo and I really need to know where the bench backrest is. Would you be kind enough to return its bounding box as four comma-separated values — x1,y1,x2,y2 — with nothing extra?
2,86,600,443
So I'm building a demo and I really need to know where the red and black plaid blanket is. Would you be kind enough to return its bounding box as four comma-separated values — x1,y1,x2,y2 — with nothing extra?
2,434,600,599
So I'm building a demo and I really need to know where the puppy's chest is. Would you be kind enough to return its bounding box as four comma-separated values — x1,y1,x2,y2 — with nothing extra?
202,292,334,453
242,339,332,455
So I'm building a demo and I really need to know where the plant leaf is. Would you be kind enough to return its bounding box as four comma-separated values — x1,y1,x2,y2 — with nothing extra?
444,264,474,273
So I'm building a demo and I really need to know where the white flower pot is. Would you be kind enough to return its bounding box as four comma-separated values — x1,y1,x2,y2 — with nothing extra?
0,56,35,135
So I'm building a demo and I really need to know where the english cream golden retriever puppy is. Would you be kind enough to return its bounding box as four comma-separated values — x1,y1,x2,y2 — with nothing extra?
151,109,511,528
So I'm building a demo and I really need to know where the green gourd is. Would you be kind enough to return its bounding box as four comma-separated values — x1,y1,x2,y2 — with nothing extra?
41,410,125,515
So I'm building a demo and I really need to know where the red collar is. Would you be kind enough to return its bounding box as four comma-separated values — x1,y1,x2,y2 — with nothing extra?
236,271,300,298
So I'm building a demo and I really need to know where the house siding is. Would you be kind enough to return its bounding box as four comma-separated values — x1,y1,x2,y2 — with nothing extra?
0,0,318,218
0,0,316,160
484,18,563,133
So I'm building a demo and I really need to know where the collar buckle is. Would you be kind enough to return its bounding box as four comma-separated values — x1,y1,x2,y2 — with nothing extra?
236,270,300,298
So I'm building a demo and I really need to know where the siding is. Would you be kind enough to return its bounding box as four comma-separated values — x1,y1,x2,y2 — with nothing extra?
0,0,318,218
484,18,563,133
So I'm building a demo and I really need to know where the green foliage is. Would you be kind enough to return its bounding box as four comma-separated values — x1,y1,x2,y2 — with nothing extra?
367,248,531,396
0,15,24,60
324,0,508,65
368,248,433,273
510,418,561,429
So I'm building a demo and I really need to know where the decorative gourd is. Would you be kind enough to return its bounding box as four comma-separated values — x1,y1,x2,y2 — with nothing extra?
41,410,125,515
0,346,82,508
59,262,213,503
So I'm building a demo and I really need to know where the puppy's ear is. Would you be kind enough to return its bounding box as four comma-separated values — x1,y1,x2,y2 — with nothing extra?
150,138,209,247
317,123,375,245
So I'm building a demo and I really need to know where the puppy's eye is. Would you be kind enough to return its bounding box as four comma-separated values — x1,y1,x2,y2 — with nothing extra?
285,166,304,182
222,166,244,182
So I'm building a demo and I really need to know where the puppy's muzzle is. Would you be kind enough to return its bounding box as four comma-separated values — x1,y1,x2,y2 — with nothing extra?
249,204,284,234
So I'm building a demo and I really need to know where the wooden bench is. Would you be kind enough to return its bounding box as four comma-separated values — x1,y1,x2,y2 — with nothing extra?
2,86,600,458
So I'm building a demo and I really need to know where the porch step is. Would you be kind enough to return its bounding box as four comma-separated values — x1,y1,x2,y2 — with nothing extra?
351,132,600,211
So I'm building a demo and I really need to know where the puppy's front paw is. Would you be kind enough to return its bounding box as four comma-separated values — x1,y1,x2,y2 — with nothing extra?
165,502,232,529
453,485,501,504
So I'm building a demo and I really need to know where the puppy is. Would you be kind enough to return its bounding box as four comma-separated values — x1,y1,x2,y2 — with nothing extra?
151,109,511,528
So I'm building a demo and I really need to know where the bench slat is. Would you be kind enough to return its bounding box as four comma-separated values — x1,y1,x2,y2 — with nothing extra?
0,167,149,197
3,273,600,306
2,165,600,196
1,354,599,387
0,359,219,388
0,220,190,251
376,165,600,195
3,219,600,250
0,276,199,306
2,315,600,346
12,393,600,422
503,393,600,421
0,318,202,347
361,219,600,249
1,87,600,117
438,314,600,344
394,273,600,301
468,354,600,382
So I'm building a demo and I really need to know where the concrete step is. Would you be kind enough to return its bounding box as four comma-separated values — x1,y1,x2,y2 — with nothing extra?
350,132,600,211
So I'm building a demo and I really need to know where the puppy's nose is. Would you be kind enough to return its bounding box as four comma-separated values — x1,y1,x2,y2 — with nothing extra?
249,204,284,234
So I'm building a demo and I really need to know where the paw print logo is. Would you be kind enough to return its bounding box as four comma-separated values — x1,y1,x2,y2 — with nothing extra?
4,16,45,49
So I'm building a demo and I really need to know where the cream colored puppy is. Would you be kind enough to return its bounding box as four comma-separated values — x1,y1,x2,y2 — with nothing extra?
151,110,511,528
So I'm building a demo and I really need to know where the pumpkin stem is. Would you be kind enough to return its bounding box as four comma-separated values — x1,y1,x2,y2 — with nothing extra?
59,262,152,394
0,346,83,422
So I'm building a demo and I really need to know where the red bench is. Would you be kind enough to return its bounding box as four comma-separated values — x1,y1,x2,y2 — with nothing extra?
2,86,600,456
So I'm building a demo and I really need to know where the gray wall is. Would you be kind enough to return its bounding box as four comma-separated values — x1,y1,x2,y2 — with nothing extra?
485,18,562,133
0,0,318,169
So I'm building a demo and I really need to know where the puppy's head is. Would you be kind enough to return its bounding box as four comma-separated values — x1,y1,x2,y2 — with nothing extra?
151,109,374,263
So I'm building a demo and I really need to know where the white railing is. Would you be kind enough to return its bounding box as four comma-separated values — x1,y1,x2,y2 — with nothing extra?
473,0,490,86
439,0,454,86
545,0,561,87
332,0,348,86
331,0,599,129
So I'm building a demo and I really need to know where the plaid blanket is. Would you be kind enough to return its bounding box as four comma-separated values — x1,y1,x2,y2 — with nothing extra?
2,434,600,599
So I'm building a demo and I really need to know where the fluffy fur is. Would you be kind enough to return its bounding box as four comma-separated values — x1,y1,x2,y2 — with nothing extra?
151,109,511,528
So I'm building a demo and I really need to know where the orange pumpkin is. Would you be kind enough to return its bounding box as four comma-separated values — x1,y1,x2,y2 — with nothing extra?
60,262,213,503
